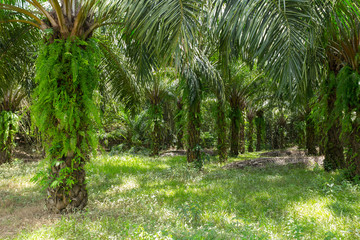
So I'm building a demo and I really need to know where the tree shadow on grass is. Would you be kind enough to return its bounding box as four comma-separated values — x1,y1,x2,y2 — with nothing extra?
0,186,44,209
0,184,60,239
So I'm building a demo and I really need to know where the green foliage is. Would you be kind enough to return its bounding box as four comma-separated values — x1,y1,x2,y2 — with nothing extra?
118,108,149,148
0,110,18,155
31,38,101,189
336,66,360,134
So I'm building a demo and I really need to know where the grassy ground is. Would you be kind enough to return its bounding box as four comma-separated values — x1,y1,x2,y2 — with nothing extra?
1,151,360,239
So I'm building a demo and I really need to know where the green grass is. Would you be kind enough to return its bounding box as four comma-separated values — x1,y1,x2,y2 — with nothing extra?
1,152,360,239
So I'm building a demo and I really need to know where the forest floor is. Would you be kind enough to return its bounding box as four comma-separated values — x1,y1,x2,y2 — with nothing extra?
1,148,360,239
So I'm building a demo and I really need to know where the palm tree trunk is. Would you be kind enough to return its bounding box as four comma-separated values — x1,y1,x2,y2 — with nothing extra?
152,119,161,156
163,103,175,149
273,124,279,150
278,115,286,149
319,131,326,156
217,99,227,162
240,111,245,154
247,116,254,152
256,110,264,151
0,132,12,164
324,83,345,171
256,127,261,151
324,121,345,170
0,148,11,164
46,152,87,213
266,121,273,150
240,123,245,153
176,128,184,149
279,129,284,149
230,107,240,156
187,100,201,165
176,98,184,150
151,103,162,156
305,108,317,155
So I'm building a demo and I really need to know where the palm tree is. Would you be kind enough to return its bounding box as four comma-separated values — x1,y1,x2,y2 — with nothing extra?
226,63,246,156
182,51,224,166
0,0,144,213
145,70,176,156
225,61,261,156
0,20,37,163
323,1,360,177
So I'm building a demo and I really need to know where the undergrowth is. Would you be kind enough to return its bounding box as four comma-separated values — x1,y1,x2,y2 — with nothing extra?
1,152,360,239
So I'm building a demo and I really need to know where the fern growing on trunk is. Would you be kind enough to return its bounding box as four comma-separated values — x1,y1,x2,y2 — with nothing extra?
32,39,100,213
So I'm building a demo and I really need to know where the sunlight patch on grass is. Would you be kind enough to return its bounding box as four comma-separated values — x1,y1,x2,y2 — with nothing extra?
105,176,140,195
290,197,334,221
264,174,284,182
2,177,36,190
227,151,264,163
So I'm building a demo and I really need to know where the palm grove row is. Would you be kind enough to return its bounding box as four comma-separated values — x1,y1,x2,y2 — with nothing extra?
0,0,359,213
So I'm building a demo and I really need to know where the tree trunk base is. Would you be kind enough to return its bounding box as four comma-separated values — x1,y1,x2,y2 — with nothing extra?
46,183,88,214
0,150,11,165
324,124,345,171
46,161,88,214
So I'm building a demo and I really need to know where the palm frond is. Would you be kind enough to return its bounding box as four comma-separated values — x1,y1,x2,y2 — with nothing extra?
123,0,202,66
98,41,140,111
217,0,321,88
0,18,39,95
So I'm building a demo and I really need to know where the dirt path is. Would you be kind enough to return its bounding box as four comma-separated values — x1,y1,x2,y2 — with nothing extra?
160,149,216,157
13,144,43,162
0,202,59,239
224,149,324,170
